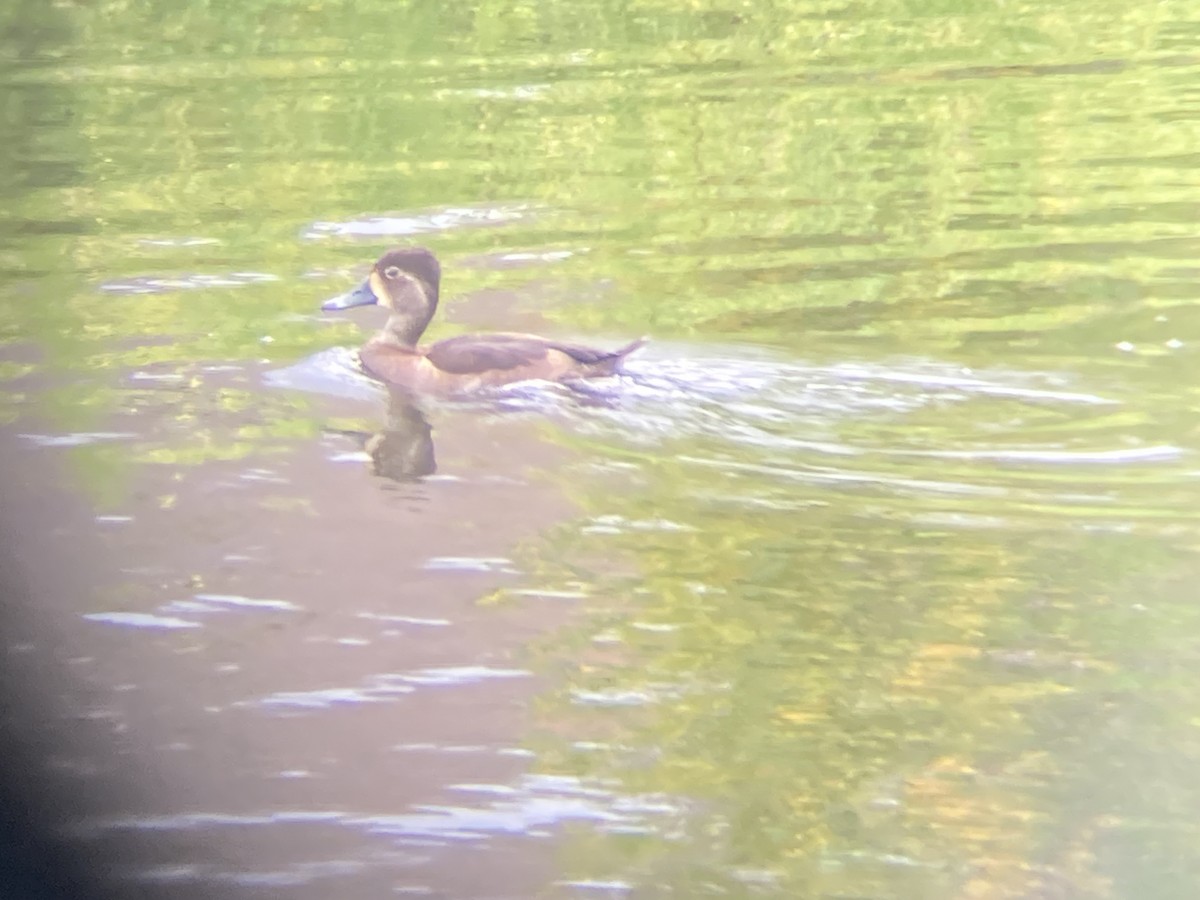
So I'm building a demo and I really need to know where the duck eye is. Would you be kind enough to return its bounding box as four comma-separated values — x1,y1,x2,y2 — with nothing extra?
383,266,401,279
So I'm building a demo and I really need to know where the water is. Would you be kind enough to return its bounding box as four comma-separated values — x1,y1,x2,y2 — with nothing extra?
2,0,1200,897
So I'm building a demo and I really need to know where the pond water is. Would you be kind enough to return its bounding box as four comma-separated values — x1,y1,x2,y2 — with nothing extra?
3,1,1200,897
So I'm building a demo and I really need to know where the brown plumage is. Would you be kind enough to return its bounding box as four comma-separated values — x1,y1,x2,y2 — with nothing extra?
322,247,645,395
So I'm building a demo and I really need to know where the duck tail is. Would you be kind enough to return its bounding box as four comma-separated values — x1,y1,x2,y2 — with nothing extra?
598,336,648,375
616,336,649,357
556,336,649,377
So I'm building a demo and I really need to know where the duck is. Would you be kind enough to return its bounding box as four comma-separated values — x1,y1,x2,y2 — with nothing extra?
322,247,645,395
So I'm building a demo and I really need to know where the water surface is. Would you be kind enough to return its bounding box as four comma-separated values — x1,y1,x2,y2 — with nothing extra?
2,0,1200,897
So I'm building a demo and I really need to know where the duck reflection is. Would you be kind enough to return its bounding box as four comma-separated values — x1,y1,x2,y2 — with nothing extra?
329,389,437,482
369,390,437,481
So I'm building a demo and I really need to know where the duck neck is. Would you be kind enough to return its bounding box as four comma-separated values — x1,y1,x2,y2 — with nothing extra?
379,312,431,349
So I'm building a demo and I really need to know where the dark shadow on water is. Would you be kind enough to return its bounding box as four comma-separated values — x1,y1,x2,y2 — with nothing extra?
0,577,179,900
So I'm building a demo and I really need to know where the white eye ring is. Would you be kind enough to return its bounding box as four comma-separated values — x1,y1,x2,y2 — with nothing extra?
383,266,401,279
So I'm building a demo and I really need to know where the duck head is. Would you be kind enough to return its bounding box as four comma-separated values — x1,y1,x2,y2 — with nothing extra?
322,247,442,347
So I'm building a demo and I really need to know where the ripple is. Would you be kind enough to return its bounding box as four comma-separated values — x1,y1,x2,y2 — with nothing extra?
303,203,535,240
357,612,452,627
83,612,200,630
277,342,1186,525
570,684,687,708
348,773,683,843
894,445,1183,465
557,879,634,894
395,666,530,687
20,431,136,448
191,593,300,612
581,515,695,535
99,271,277,294
264,347,380,401
128,859,366,888
77,810,345,834
135,236,219,248
76,775,685,848
435,84,548,102
459,351,1122,438
825,363,1115,406
244,666,529,712
422,556,519,574
257,686,406,709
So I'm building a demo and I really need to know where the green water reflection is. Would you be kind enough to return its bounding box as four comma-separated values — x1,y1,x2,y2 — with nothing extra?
525,467,1200,895
3,0,1200,896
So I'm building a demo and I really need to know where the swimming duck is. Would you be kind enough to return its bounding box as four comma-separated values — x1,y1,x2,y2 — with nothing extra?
322,247,645,394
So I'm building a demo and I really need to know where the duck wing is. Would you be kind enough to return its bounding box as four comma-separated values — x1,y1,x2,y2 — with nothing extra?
426,334,644,375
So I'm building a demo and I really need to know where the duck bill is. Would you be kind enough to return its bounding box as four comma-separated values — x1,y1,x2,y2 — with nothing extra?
322,279,378,311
